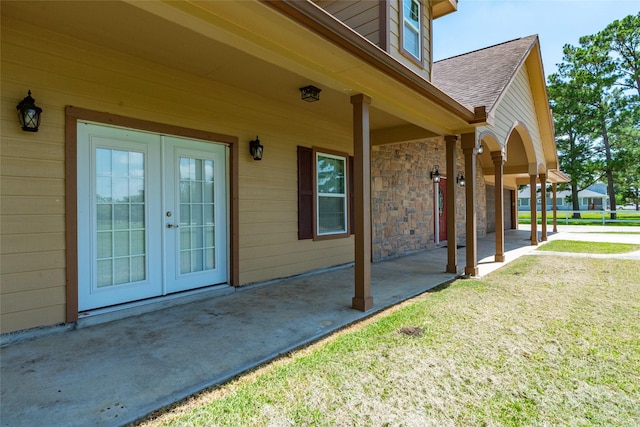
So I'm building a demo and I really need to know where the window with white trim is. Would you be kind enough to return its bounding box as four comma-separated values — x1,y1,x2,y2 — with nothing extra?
401,0,422,61
315,149,348,238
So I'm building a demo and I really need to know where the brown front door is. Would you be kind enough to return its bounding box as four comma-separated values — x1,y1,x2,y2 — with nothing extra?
438,178,447,241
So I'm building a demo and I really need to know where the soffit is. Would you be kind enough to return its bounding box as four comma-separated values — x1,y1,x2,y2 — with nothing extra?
2,0,473,135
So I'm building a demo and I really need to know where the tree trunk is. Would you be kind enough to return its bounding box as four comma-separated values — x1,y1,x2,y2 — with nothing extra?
602,123,617,219
571,184,581,219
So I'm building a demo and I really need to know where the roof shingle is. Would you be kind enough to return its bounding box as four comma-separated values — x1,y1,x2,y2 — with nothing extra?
432,35,539,111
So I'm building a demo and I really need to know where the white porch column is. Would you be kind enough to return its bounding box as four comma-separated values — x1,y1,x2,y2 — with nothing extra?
351,94,373,311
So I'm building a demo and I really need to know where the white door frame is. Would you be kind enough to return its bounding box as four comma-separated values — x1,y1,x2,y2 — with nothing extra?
77,122,229,312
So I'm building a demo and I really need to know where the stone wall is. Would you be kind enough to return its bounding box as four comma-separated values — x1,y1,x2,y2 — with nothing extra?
371,137,486,262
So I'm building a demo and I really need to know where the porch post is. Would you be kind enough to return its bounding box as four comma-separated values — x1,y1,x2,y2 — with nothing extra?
492,151,505,262
351,94,373,311
529,174,538,245
461,133,478,276
540,173,548,241
511,190,518,229
552,182,558,233
445,135,458,273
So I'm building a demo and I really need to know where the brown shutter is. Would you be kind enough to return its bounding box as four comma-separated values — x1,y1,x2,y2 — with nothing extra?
297,146,313,240
349,155,354,235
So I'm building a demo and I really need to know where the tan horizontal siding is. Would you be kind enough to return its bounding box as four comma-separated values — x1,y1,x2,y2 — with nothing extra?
314,0,354,15
240,222,298,237
314,0,380,45
1,305,66,334
240,240,354,284
1,269,66,294
2,232,65,255
240,231,299,248
488,64,544,164
1,285,65,313
0,157,65,179
1,15,355,332
1,251,66,275
1,196,65,216
357,20,380,42
1,138,65,161
389,1,400,50
239,187,297,202
240,239,349,260
1,177,65,197
1,215,65,236
387,0,431,79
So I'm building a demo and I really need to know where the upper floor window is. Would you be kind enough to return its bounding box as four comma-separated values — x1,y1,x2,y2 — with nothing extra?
401,0,422,62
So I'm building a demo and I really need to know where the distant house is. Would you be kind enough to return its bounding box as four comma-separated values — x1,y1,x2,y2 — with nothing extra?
518,186,609,211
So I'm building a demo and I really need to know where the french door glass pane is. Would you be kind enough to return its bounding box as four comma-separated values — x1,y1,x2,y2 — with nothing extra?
179,157,216,274
95,148,146,287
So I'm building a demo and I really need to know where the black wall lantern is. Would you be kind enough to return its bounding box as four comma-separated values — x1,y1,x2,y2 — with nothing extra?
299,85,321,102
456,172,466,187
16,90,42,132
249,136,263,160
430,165,441,183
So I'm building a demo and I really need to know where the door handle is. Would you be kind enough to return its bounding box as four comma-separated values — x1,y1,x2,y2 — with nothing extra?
166,223,180,229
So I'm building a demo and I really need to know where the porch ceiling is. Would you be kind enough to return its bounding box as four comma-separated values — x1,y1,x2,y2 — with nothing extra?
3,0,465,137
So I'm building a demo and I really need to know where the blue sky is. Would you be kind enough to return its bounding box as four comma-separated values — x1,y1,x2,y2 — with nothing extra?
433,0,639,79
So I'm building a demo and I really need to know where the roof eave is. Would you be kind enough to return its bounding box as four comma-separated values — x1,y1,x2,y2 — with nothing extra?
262,0,477,125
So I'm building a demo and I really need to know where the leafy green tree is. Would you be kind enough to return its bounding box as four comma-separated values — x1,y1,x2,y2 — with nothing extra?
549,14,639,219
598,13,640,206
547,72,597,217
600,12,640,97
567,37,621,216
612,122,640,207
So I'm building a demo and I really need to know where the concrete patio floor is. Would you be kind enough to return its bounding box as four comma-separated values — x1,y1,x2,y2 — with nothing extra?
2,226,635,426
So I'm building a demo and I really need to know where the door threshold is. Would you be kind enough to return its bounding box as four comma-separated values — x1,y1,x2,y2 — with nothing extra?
76,285,235,329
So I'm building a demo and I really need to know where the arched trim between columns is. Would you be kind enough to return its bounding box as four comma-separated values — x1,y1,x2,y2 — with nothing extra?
478,129,501,152
506,121,536,166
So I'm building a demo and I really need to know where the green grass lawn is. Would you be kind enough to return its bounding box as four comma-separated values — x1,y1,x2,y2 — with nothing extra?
139,255,640,426
538,240,640,254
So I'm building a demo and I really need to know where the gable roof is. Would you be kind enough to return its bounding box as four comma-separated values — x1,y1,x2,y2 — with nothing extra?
432,35,539,111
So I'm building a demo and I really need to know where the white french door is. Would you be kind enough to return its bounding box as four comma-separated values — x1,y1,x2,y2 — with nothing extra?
163,137,227,293
77,123,228,311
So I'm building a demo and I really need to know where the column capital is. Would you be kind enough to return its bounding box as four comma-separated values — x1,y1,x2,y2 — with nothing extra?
460,132,476,151
444,135,458,144
350,94,371,105
491,150,505,164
